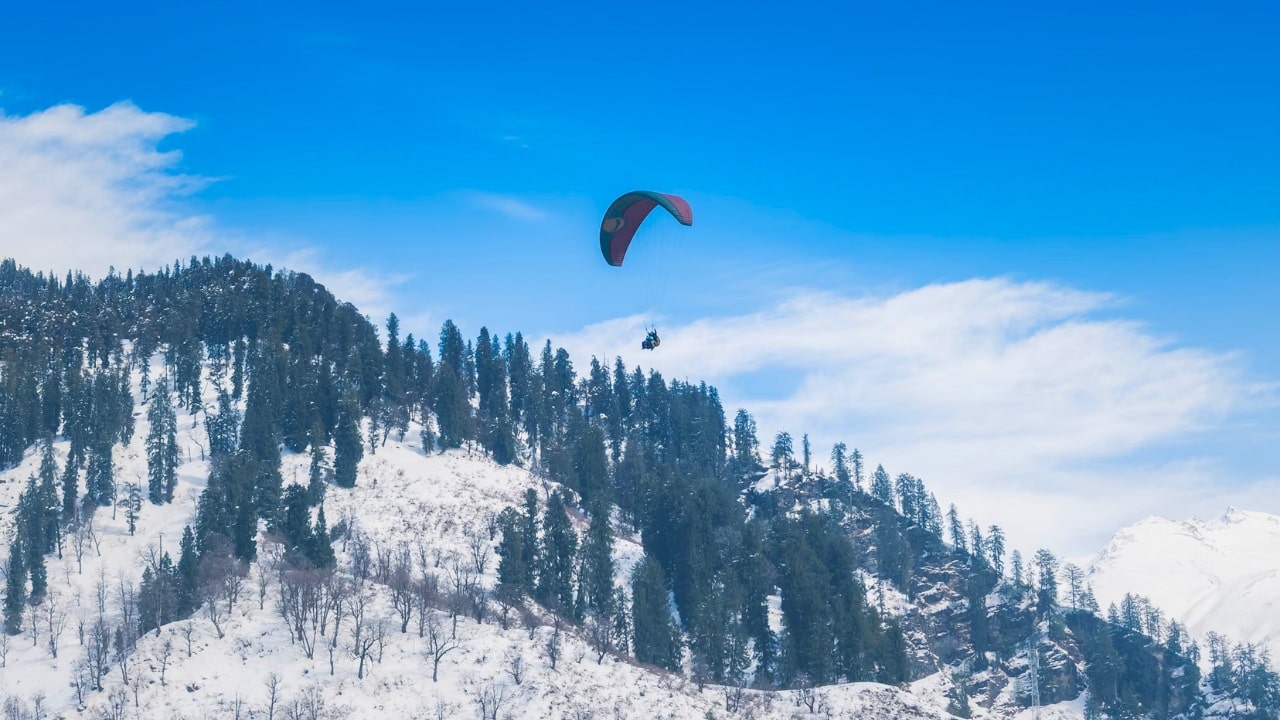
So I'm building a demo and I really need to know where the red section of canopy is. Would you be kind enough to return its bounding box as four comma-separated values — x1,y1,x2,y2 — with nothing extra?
600,191,693,267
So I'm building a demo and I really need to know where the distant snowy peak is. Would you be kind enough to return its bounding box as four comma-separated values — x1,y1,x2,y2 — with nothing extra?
1087,507,1280,659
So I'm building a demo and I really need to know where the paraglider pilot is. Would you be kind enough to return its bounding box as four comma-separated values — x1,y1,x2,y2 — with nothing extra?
642,328,661,350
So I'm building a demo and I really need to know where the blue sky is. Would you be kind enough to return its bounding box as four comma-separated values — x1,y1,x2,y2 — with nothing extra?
0,1,1276,555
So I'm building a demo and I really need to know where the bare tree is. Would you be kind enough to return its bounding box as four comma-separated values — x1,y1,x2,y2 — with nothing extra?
474,681,509,720
128,660,145,708
287,685,326,720
432,699,456,720
505,651,525,685
86,616,111,690
224,558,248,613
724,684,747,714
106,687,129,720
95,568,108,618
115,576,137,651
199,551,237,638
494,585,520,630
257,540,284,611
71,657,92,707
466,525,490,576
587,613,613,664
180,623,196,657
2,696,30,720
320,572,347,640
351,615,381,680
347,585,371,653
413,573,440,638
545,614,562,670
43,590,73,657
0,631,8,668
446,562,475,637
373,617,387,663
115,629,133,685
71,521,91,574
264,672,282,720
413,531,432,576
387,545,415,633
25,603,40,648
348,532,372,586
277,569,325,659
203,585,226,639
483,509,500,540
796,674,817,713
88,515,103,557
158,637,173,686
326,576,350,676
422,611,460,682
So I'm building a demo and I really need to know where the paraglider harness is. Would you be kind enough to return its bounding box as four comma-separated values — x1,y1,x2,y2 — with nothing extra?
642,328,661,351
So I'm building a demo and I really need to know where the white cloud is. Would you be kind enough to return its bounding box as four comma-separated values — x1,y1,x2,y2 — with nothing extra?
555,279,1268,556
0,100,405,327
465,191,549,221
0,101,210,275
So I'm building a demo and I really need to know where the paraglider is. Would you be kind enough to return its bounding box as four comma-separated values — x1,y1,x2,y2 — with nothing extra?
599,190,693,267
599,191,692,349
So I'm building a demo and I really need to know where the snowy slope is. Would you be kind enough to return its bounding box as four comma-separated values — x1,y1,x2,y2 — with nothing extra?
0,360,962,720
1086,508,1280,658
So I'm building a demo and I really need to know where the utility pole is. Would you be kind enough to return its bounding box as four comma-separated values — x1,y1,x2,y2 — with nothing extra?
1027,628,1042,720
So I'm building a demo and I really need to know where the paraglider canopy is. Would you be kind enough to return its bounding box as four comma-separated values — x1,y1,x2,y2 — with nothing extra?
599,190,693,267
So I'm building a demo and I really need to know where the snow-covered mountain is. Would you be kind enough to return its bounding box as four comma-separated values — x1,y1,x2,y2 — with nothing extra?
1086,508,1280,659
0,360,960,720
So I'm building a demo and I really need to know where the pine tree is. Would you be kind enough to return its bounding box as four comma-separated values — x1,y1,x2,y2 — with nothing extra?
520,489,539,586
1033,549,1059,614
307,505,336,569
1061,563,1085,610
57,445,81,525
146,376,179,504
307,423,327,505
333,392,362,488
122,482,143,535
36,443,61,556
13,479,48,607
570,417,609,507
987,525,1006,576
630,554,682,671
86,439,115,506
176,526,199,618
948,504,967,553
204,389,240,463
434,320,472,449
496,508,529,594
279,484,313,557
771,431,794,482
536,491,577,613
578,504,616,620
3,539,26,635
381,313,409,443
830,442,851,494
870,464,893,505
968,521,984,566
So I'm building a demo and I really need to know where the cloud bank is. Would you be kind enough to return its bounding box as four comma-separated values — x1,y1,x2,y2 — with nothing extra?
0,101,406,324
556,280,1271,556
0,101,209,275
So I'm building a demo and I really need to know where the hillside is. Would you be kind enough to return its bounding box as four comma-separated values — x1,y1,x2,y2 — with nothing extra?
0,394,951,719
0,255,1274,720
